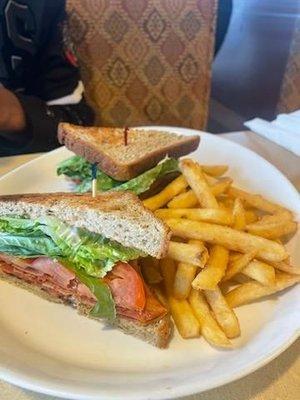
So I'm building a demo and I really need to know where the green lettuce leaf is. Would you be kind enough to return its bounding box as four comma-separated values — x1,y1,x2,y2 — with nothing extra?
0,216,144,278
39,216,144,277
57,156,179,195
0,217,62,257
57,155,92,181
0,215,143,319
113,158,179,195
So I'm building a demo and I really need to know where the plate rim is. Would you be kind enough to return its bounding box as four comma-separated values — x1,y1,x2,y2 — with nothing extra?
0,127,299,399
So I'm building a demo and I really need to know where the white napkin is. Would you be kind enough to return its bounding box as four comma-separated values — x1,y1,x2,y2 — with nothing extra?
244,110,300,156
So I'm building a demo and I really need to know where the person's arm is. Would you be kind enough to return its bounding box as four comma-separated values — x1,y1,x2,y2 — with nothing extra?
0,1,94,155
0,86,26,132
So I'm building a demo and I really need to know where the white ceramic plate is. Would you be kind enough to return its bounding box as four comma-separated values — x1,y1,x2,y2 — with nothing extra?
0,127,299,400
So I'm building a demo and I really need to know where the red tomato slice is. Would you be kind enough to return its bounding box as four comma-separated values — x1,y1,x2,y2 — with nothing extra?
117,285,168,324
105,262,146,311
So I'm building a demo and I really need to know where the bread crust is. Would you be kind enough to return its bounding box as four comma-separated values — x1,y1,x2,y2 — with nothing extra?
0,265,172,348
58,123,200,181
0,192,171,258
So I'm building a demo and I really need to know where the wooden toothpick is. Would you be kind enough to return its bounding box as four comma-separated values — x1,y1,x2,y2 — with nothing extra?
91,163,97,197
124,126,129,146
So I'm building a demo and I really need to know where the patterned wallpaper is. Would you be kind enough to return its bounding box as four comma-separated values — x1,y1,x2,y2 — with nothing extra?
278,15,300,113
66,0,217,129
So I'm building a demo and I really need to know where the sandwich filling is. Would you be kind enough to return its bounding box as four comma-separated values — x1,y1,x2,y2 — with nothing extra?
57,156,179,194
0,216,167,323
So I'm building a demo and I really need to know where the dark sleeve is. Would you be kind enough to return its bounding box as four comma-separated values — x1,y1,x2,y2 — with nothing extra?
13,94,94,154
0,1,94,156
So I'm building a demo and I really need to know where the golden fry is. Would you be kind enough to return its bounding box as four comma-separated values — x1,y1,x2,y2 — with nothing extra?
167,241,208,267
189,289,231,347
201,165,229,177
143,175,188,211
225,272,300,308
269,261,300,275
211,178,233,196
180,159,219,208
165,218,288,262
167,190,198,209
228,187,291,215
160,258,177,296
155,208,233,225
192,245,229,290
242,260,276,286
203,173,216,185
169,296,201,338
167,178,232,209
223,251,256,281
246,220,297,240
232,198,246,230
174,263,198,300
173,240,206,300
245,210,259,224
218,196,235,210
258,212,293,224
204,287,240,338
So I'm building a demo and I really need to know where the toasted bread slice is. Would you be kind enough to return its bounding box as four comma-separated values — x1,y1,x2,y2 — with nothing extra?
0,192,171,258
58,123,200,181
0,265,172,348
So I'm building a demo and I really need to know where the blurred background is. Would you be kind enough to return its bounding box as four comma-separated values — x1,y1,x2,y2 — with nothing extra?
67,0,300,133
209,0,300,132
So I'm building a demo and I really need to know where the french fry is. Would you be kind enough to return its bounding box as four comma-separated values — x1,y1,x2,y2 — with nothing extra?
228,251,242,263
167,241,208,267
167,190,198,209
167,178,232,209
174,263,198,300
169,296,201,338
160,258,200,338
211,178,233,196
225,272,300,308
192,245,229,290
140,257,162,284
143,175,188,211
232,198,246,230
155,208,233,225
245,210,259,224
189,289,231,347
269,261,300,275
246,220,297,240
223,251,256,281
242,260,276,286
180,159,219,208
173,240,206,300
203,173,216,185
201,165,229,177
218,196,235,210
204,287,240,338
258,212,293,224
228,187,291,215
160,258,177,296
165,218,288,262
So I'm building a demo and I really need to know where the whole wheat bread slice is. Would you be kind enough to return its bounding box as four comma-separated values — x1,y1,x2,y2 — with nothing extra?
0,266,172,348
58,123,200,181
0,192,170,258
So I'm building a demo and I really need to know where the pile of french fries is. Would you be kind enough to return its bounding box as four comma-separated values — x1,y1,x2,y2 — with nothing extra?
141,159,300,348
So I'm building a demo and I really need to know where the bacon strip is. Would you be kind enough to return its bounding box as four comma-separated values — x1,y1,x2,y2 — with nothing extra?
0,254,167,323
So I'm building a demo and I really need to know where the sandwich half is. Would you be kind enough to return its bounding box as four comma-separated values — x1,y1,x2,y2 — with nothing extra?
0,192,172,348
57,123,200,194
